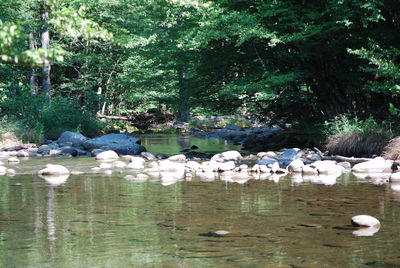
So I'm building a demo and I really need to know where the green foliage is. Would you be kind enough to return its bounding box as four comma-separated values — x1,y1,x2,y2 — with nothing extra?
0,119,44,144
323,114,391,136
40,97,101,139
1,0,400,136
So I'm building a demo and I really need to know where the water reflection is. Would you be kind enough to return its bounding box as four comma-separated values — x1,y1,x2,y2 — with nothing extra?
1,169,400,267
39,174,69,186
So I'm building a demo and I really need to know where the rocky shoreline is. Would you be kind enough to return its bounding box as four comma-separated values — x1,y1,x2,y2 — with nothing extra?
0,131,398,189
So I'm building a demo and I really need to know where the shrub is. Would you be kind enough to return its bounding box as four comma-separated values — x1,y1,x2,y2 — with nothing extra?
323,115,392,157
40,97,101,139
0,120,44,144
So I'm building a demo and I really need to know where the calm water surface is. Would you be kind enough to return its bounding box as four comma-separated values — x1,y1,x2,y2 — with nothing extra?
1,136,400,267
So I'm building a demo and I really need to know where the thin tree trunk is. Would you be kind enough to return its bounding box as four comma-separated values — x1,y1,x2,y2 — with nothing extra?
28,32,38,94
178,68,190,122
41,1,51,102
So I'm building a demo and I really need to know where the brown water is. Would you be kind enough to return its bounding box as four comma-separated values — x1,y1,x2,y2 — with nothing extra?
1,158,400,268
1,134,400,268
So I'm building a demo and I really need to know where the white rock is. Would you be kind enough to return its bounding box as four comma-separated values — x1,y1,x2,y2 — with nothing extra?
215,230,230,235
239,164,248,171
351,215,381,227
211,150,242,162
287,159,304,173
310,160,343,175
7,157,20,163
129,156,145,163
259,165,271,173
126,161,145,170
269,162,280,173
168,154,186,162
185,161,201,171
216,161,235,172
0,161,4,166
95,150,119,160
257,151,277,159
352,157,393,173
91,167,101,171
112,161,127,168
38,164,70,175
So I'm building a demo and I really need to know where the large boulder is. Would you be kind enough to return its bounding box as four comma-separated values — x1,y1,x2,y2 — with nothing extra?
83,133,146,155
57,131,88,147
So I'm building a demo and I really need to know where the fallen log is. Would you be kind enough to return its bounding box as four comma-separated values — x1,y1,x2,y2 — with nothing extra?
97,114,130,120
322,155,373,164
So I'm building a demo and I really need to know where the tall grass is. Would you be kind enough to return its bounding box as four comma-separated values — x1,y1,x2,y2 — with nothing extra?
323,114,392,157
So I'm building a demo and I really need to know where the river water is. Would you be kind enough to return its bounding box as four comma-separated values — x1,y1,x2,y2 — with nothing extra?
1,135,400,267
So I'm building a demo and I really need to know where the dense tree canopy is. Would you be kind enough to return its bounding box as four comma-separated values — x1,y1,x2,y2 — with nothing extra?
0,0,399,132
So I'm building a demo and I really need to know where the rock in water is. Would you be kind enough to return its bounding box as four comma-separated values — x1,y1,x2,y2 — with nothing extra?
287,159,304,173
95,150,119,160
57,131,88,147
351,215,380,227
38,164,70,175
211,150,242,162
83,133,145,155
352,157,392,173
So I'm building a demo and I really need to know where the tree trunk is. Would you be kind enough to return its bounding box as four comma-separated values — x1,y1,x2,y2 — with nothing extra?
177,68,190,122
41,1,51,102
28,32,38,95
